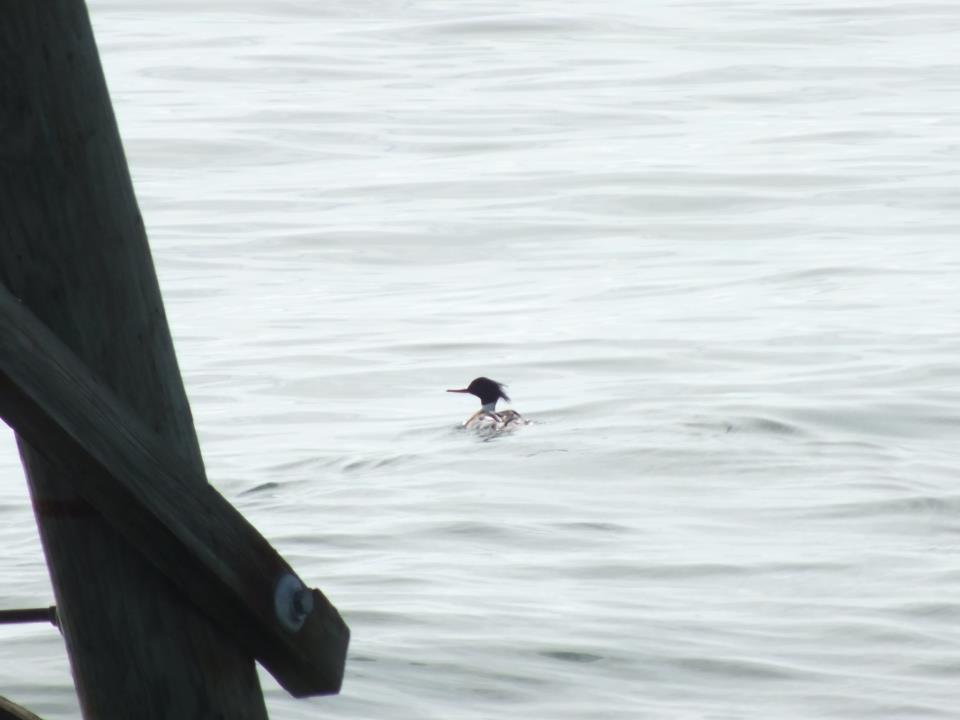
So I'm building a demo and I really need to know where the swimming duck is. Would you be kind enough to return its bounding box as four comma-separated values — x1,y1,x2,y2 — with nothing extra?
447,377,527,431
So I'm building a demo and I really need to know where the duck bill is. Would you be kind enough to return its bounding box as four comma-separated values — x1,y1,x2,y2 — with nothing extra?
446,388,470,393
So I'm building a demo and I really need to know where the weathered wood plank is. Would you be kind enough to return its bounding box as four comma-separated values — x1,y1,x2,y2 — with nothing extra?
0,284,349,696
0,3,270,715
0,2,343,714
0,695,46,720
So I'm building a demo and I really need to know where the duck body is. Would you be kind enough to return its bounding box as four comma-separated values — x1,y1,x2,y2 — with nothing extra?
463,408,527,432
447,377,528,433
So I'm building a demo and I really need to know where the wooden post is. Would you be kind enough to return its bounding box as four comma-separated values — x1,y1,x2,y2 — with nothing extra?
0,283,349,696
0,3,269,717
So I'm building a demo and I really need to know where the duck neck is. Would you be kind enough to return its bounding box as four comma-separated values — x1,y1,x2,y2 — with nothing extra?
481,401,498,413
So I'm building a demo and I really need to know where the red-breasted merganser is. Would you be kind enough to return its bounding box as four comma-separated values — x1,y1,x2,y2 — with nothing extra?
447,377,528,431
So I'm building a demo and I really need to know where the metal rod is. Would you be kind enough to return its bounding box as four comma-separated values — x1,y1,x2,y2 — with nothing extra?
0,606,58,627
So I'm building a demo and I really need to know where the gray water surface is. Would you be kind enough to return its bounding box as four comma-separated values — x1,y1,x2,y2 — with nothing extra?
2,2,960,718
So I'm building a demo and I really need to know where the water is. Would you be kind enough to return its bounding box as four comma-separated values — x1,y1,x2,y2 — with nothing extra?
3,1,960,717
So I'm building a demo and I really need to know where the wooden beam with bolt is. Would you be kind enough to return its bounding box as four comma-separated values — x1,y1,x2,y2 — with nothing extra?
0,284,349,697
0,2,348,716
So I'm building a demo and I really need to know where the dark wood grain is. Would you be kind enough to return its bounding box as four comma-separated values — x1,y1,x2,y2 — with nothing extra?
0,695,46,720
0,1,343,714
0,286,349,695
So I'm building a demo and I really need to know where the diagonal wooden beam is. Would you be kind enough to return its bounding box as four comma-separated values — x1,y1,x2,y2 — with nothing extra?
0,282,349,698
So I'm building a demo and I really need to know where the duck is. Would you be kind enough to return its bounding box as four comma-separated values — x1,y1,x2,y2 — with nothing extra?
446,377,528,432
